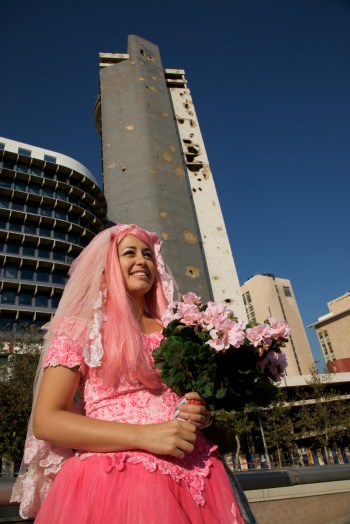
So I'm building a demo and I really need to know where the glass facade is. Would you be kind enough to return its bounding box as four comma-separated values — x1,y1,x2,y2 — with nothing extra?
0,138,108,327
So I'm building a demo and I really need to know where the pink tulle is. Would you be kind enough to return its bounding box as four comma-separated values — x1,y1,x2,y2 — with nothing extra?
35,454,244,524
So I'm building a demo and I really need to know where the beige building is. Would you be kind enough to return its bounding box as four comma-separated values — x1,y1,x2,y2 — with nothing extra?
241,274,315,376
309,291,350,372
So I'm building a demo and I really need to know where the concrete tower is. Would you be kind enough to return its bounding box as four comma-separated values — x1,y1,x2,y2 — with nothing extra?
95,35,245,318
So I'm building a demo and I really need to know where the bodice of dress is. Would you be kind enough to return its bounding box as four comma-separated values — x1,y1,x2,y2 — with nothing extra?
43,332,217,506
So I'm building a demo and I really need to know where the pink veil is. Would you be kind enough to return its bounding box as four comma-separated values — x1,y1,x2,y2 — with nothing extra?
11,224,179,519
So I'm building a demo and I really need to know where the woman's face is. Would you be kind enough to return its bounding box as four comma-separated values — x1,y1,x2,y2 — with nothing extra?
117,234,156,299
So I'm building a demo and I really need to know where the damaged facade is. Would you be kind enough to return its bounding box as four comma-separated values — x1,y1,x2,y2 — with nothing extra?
95,35,245,318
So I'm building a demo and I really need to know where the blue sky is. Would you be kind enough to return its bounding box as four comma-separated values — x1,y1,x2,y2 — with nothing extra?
1,0,349,368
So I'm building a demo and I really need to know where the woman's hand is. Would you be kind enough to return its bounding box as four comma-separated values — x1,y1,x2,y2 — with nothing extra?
177,392,213,430
138,419,197,459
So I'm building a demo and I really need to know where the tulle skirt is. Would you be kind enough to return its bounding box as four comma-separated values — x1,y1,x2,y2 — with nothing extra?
35,453,243,523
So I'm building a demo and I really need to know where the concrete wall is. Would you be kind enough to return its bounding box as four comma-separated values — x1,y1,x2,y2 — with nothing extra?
247,480,350,524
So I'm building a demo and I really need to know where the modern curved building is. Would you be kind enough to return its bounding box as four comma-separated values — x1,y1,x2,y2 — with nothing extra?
0,137,108,328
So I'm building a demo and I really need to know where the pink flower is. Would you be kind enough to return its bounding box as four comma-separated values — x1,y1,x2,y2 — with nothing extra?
246,323,272,347
267,317,291,340
182,292,202,305
228,319,246,348
162,303,178,327
201,302,229,331
177,302,202,326
206,330,226,351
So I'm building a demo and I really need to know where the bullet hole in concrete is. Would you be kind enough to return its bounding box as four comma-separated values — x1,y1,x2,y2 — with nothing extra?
185,266,200,279
183,139,192,144
185,153,196,163
188,146,199,155
197,178,202,182
190,120,196,127
187,162,203,173
188,111,194,116
190,133,194,138
140,49,144,56
122,167,126,172
192,188,196,192
184,103,189,109
225,298,232,304
198,187,202,191
178,118,185,124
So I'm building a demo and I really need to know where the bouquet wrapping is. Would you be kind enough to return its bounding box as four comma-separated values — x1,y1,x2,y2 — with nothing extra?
153,293,289,412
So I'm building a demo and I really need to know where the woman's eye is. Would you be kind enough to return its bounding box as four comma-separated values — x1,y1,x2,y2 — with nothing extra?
143,252,152,259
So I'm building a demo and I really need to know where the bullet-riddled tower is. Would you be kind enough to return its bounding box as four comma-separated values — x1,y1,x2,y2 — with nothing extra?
95,35,245,318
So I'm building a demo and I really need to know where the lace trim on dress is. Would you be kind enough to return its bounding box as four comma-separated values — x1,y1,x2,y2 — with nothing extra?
10,436,73,519
76,438,218,507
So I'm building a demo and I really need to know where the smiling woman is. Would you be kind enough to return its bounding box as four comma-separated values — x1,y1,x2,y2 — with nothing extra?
11,224,246,524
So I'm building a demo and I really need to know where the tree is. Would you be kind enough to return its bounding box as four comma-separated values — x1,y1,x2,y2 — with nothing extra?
206,408,254,469
0,325,42,463
258,390,295,467
295,366,350,463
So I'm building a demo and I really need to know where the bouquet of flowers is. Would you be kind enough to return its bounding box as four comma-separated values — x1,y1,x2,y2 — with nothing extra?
153,292,289,412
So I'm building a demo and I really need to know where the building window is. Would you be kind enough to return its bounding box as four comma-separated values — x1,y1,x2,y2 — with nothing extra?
54,228,66,241
42,186,54,197
4,265,18,278
19,292,33,306
56,190,67,201
16,162,29,174
21,267,35,280
18,148,32,157
44,154,57,164
39,224,52,237
1,290,16,304
22,244,36,257
55,208,66,220
37,269,50,282
51,294,61,308
12,198,25,211
15,180,27,192
6,241,21,255
30,183,42,195
9,219,22,232
0,196,10,208
35,294,49,307
52,271,66,285
24,222,38,235
3,159,15,170
27,203,39,214
38,247,51,260
41,205,52,217
31,166,42,177
283,286,292,297
0,177,12,188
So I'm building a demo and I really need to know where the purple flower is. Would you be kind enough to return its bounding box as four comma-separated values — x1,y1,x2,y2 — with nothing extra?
258,350,288,381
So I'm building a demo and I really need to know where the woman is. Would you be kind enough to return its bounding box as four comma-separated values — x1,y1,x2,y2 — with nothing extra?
12,224,244,523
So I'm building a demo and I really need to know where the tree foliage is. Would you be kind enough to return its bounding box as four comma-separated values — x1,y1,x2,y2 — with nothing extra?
295,366,350,461
0,325,42,461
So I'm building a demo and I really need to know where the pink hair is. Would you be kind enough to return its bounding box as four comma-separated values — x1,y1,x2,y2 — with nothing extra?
102,226,168,389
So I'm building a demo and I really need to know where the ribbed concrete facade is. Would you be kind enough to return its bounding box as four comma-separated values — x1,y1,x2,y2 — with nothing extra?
95,35,245,318
0,137,107,327
241,274,315,376
309,291,350,372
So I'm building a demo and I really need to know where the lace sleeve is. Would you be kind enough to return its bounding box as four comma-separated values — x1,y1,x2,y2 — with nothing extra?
43,335,86,375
